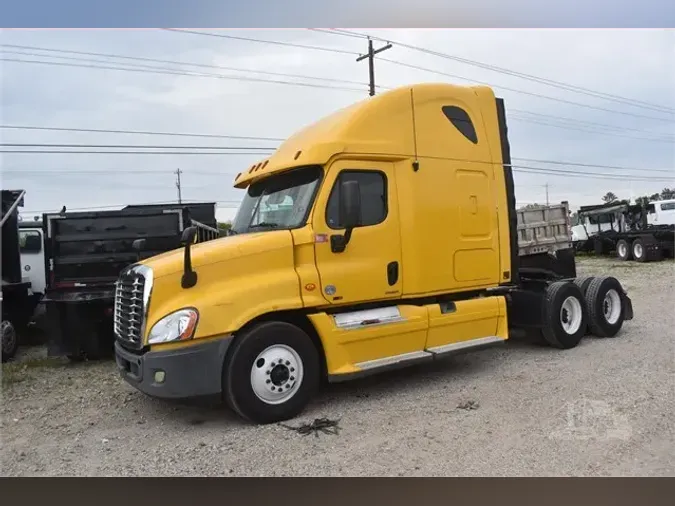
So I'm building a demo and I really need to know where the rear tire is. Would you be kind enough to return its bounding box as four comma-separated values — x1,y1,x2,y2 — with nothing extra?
585,276,626,338
616,239,632,261
573,276,596,298
1,320,19,363
541,282,588,350
632,238,647,263
223,321,320,424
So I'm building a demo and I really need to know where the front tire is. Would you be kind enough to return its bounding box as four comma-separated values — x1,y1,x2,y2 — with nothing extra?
585,276,626,338
223,321,320,424
541,281,588,350
1,320,19,363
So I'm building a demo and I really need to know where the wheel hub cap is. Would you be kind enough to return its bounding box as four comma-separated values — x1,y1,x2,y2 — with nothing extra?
560,296,583,335
603,289,622,325
270,364,290,385
250,344,304,405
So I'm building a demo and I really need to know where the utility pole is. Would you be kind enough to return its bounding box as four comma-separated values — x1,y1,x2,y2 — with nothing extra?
356,38,392,97
175,168,183,204
545,183,550,206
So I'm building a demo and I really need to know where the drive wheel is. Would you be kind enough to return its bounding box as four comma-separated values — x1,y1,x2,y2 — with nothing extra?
573,276,596,298
616,239,632,261
632,238,647,262
585,276,626,338
541,282,588,350
1,320,19,363
223,321,320,424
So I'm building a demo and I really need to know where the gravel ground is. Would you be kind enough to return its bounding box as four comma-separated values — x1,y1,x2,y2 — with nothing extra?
2,257,674,477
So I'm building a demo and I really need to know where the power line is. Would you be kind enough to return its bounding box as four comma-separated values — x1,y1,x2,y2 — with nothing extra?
160,29,361,56
507,113,674,143
6,44,670,138
1,150,271,155
0,143,277,150
511,165,673,182
510,109,674,138
0,124,286,141
3,160,671,182
3,168,243,176
318,29,675,115
308,28,367,40
8,144,669,174
0,45,371,87
511,157,673,174
0,58,367,93
376,57,675,124
20,199,243,215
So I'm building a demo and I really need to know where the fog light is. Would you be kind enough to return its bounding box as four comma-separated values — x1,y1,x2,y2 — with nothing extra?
154,370,166,383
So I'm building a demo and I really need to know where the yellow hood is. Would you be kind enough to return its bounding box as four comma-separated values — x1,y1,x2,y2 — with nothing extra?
141,230,293,278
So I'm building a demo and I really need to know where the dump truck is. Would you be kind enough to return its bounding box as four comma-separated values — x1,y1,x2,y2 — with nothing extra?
114,83,634,424
43,203,220,360
2,190,42,361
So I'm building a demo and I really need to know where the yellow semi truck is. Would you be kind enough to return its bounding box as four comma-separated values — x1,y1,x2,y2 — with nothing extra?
114,83,634,424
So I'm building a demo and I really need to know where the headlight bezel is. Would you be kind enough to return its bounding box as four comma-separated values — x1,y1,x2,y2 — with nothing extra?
146,307,200,345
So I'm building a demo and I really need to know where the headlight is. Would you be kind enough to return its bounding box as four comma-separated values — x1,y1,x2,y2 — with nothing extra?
147,308,199,344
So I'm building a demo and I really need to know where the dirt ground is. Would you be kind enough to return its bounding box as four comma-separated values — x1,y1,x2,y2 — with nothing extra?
1,257,674,477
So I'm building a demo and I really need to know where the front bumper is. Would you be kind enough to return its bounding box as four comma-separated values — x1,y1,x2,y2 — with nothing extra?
115,335,233,400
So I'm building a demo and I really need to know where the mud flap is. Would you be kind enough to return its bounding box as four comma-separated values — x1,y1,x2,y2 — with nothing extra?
621,292,634,321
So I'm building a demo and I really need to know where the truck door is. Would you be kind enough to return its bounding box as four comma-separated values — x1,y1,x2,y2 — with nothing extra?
19,228,46,295
313,160,402,305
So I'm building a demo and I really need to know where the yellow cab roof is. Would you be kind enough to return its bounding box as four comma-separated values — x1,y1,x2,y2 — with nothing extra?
233,82,494,189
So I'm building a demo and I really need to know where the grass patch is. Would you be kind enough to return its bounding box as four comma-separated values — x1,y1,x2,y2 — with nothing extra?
2,356,68,386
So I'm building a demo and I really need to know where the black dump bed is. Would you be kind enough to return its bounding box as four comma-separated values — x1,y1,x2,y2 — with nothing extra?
122,202,217,229
2,189,27,287
43,208,186,288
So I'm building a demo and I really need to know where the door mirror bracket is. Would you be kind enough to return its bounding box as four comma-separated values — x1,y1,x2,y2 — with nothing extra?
330,180,361,253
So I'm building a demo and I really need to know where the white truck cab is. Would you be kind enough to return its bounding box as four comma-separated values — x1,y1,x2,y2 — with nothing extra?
647,199,675,226
18,222,46,297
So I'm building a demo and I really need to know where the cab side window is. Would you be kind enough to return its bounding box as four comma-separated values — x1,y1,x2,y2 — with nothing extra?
19,230,42,253
326,171,387,229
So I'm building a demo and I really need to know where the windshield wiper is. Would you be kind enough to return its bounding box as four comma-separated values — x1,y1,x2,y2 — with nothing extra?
249,222,280,229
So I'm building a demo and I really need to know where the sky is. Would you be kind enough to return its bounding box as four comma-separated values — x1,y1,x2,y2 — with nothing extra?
1,28,674,223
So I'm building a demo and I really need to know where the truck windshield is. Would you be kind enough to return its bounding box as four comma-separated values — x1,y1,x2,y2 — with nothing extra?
231,165,322,234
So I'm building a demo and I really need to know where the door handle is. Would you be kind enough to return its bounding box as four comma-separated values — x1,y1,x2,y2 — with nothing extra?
387,261,399,286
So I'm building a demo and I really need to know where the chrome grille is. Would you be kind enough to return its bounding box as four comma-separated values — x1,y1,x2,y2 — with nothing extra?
114,269,146,349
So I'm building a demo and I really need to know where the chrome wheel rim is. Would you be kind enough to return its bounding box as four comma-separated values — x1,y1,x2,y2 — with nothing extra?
603,289,622,325
633,243,643,259
250,344,304,405
560,296,583,335
618,243,626,257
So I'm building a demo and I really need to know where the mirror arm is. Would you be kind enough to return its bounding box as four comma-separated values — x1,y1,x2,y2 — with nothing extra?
330,226,354,254
181,226,198,289
343,226,353,246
